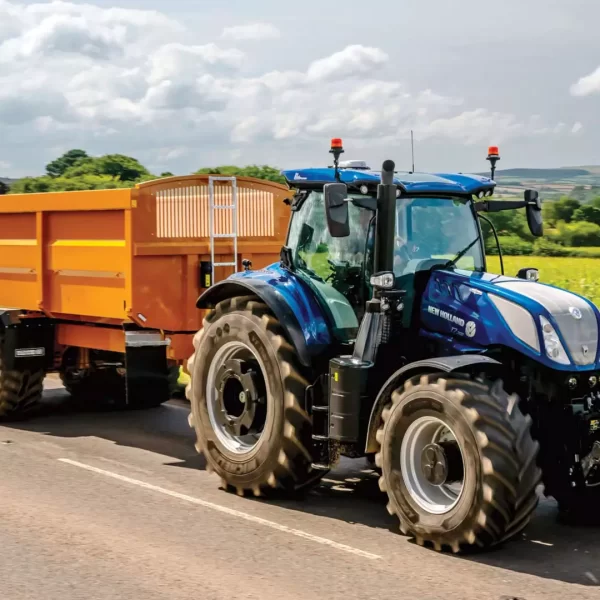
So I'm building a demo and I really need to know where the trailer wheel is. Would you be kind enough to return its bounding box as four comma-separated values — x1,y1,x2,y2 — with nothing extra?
0,346,45,420
60,348,174,410
187,296,319,496
375,374,540,552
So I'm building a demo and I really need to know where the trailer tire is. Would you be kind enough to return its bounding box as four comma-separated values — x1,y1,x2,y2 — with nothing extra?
375,374,540,553
187,296,320,496
61,357,175,410
0,348,45,420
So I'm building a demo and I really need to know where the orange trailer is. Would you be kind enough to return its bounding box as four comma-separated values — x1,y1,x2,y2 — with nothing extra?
0,174,292,417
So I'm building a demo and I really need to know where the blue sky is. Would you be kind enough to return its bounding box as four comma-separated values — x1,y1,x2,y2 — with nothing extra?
1,0,598,177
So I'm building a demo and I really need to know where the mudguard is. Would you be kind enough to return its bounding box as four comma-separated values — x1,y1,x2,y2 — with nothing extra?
364,354,502,453
0,309,54,372
196,265,331,367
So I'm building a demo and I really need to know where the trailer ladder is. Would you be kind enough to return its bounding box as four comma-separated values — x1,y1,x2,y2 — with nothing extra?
208,176,238,281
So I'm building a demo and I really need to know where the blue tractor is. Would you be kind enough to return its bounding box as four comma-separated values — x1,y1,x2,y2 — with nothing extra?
187,140,600,553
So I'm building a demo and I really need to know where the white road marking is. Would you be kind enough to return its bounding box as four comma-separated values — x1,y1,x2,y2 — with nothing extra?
58,458,382,561
530,540,553,547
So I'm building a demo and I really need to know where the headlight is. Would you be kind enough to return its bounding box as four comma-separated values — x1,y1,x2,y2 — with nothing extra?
540,315,570,365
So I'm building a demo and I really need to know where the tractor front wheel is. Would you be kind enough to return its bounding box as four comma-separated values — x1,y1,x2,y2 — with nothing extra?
376,374,541,552
187,296,320,496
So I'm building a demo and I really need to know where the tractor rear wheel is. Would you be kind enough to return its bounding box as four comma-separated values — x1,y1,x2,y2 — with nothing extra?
0,340,45,420
375,374,541,552
187,296,320,496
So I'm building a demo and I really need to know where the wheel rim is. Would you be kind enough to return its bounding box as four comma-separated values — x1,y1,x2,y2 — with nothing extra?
206,341,268,455
400,416,465,515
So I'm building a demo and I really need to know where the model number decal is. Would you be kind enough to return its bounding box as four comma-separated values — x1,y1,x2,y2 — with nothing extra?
15,347,45,358
427,305,465,327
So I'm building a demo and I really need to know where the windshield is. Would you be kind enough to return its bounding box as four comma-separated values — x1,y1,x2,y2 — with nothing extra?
394,196,484,276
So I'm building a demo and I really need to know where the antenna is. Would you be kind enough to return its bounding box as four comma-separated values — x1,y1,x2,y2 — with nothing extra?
410,130,415,173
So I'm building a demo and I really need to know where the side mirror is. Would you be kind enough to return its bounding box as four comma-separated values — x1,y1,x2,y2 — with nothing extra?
524,189,543,237
324,182,350,237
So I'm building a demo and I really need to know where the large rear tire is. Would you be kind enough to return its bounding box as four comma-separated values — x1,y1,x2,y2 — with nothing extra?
0,342,45,420
187,296,320,496
375,374,541,552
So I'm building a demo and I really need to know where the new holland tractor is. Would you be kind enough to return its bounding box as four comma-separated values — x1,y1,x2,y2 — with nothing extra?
186,140,600,553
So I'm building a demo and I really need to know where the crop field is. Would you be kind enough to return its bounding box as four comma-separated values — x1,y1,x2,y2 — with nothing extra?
487,255,600,305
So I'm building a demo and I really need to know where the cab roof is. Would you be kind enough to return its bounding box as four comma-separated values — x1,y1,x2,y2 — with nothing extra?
280,166,496,197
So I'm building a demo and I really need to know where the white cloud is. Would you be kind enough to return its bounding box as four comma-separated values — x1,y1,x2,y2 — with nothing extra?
0,159,10,170
147,43,244,85
157,147,188,162
306,45,388,82
572,121,583,134
0,0,576,175
570,66,600,97
221,22,280,41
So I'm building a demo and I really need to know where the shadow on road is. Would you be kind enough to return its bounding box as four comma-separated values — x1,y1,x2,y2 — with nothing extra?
278,468,600,588
5,381,599,588
5,385,207,471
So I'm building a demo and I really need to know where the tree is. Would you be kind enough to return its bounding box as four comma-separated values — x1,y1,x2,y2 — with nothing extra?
46,149,89,178
573,204,600,226
551,196,581,223
96,154,150,181
10,150,157,194
195,165,286,185
160,172,174,177
559,221,600,247
0,181,9,195
61,154,150,182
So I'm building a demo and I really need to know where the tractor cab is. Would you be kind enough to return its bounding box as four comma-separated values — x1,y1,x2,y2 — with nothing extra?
281,139,543,346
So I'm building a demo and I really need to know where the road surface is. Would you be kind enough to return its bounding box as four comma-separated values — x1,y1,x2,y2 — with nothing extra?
0,375,598,600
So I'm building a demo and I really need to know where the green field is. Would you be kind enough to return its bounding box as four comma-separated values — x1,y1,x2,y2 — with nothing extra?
487,255,600,305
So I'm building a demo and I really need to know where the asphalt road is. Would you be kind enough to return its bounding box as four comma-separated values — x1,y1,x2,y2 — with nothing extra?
0,376,599,600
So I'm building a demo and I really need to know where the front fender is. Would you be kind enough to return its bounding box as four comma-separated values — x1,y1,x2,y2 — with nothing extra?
196,264,331,367
364,355,502,453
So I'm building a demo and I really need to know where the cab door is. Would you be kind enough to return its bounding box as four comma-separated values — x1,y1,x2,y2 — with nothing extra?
286,191,375,342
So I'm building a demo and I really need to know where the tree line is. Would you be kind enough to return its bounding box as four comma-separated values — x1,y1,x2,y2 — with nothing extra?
482,195,600,256
0,149,286,195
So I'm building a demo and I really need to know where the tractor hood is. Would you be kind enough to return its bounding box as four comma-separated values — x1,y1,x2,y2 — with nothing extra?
421,269,600,371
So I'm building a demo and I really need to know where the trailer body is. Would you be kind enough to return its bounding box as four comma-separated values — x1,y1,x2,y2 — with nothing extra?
0,174,291,411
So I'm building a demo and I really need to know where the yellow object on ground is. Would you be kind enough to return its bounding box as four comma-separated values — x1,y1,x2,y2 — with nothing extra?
178,367,191,386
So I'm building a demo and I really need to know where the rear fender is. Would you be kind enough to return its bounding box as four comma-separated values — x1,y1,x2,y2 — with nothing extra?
196,265,331,368
0,309,55,372
364,355,502,453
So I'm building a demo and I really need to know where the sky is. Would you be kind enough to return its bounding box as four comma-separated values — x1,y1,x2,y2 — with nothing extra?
0,0,599,177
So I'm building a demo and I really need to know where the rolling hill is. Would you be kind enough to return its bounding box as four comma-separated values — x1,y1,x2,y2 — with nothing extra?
474,166,600,200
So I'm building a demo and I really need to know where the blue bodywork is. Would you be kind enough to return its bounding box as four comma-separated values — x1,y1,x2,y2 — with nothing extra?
418,269,600,372
227,265,332,350
281,167,495,196
222,261,600,374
